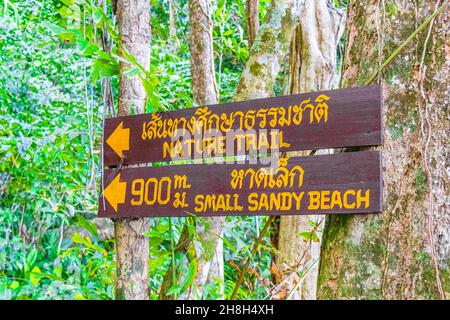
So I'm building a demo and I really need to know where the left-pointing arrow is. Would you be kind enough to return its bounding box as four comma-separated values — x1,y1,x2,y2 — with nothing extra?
106,121,130,158
103,173,127,213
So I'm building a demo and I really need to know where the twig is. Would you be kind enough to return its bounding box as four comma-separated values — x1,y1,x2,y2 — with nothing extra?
285,257,319,300
230,216,275,300
364,1,448,85
57,218,65,255
168,217,177,298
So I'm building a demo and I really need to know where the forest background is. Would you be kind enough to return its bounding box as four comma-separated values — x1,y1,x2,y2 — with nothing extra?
0,0,448,300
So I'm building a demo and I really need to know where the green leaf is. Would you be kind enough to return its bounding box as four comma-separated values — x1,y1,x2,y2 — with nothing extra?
165,285,178,296
298,231,311,242
26,248,38,271
76,38,99,57
60,0,76,6
30,266,41,286
10,281,19,289
92,9,103,24
178,256,198,295
91,58,120,81
308,220,316,228
141,77,163,112
54,265,63,278
311,232,319,243
73,293,87,300
41,22,66,35
75,214,98,238
41,22,82,43
221,235,237,255
72,232,107,255
124,68,140,78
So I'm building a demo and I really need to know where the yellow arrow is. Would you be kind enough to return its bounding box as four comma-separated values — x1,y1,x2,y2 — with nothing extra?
106,121,129,158
103,174,127,213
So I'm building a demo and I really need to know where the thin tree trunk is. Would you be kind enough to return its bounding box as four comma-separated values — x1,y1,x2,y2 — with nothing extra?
189,0,225,285
160,0,224,300
246,0,260,48
271,0,345,300
169,0,177,38
114,0,151,300
189,0,218,106
158,0,302,299
317,0,449,299
234,0,302,101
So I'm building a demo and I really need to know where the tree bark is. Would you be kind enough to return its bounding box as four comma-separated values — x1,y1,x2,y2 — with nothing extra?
158,0,302,300
159,0,224,300
189,0,225,295
189,0,219,106
234,0,302,101
114,0,151,300
169,0,177,38
317,0,449,299
246,0,260,48
272,0,345,300
286,0,345,94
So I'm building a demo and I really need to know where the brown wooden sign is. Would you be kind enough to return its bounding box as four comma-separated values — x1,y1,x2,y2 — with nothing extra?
103,85,382,166
98,151,382,218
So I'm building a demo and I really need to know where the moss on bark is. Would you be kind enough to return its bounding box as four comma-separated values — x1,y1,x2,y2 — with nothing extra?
317,0,449,300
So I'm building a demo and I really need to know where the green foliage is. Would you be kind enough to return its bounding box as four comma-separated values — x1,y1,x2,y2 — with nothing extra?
223,216,274,300
0,0,109,299
299,220,323,243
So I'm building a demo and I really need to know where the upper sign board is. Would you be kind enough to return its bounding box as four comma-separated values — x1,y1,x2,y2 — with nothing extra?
103,85,382,166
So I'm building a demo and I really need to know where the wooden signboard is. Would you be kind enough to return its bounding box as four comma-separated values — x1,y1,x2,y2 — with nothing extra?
98,151,382,218
103,85,382,166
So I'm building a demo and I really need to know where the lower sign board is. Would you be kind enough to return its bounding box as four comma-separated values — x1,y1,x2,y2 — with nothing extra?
98,151,382,218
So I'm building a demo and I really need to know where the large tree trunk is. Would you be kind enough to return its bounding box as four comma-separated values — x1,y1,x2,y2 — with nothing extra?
285,0,345,94
114,0,151,300
272,0,345,300
158,0,302,300
246,0,260,48
317,0,449,299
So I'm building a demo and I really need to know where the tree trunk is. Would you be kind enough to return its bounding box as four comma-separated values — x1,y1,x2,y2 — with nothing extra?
286,0,345,94
158,0,302,300
317,0,449,299
114,0,151,300
272,0,345,300
234,0,302,101
156,0,220,298
158,0,224,300
189,0,218,106
169,0,177,38
246,0,260,48
188,2,224,298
